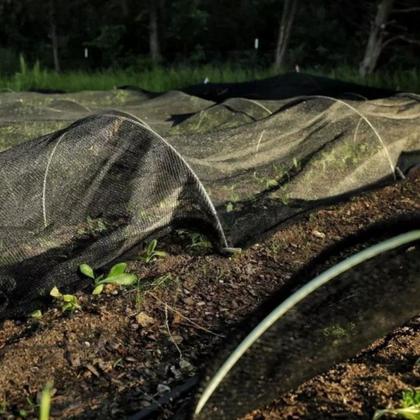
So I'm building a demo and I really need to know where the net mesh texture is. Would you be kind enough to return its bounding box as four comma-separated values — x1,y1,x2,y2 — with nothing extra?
0,73,419,322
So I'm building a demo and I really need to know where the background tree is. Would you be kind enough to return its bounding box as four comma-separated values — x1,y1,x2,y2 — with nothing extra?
360,0,420,76
274,0,299,71
149,0,162,63
359,0,395,77
0,0,419,74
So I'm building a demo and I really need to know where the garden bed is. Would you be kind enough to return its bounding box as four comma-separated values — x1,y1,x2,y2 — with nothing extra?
0,171,419,419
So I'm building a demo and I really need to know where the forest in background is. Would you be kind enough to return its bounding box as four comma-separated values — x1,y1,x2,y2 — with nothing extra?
0,0,419,91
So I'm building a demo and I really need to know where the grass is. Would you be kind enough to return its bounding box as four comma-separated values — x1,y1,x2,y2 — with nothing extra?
0,56,419,93
0,58,276,92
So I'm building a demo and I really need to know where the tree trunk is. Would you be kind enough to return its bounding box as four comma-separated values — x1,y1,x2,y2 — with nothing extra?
49,0,60,72
149,0,161,63
120,0,129,17
274,0,299,71
359,0,395,77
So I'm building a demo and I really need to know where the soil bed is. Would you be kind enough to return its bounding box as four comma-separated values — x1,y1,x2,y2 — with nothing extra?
0,172,419,419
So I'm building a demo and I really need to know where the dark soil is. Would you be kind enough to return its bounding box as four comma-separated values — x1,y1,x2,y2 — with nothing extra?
0,172,419,419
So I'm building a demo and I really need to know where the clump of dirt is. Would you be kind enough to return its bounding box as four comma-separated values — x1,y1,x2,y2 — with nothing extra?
0,173,419,419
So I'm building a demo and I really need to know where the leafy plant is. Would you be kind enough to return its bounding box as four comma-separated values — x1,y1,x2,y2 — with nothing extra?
188,232,213,252
79,262,138,295
176,230,213,253
373,389,420,420
50,288,80,312
50,287,80,313
139,239,167,263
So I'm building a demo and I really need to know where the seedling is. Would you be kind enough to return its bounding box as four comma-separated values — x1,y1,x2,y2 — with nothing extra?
226,202,234,212
50,287,80,313
188,232,213,252
31,309,43,320
79,262,138,295
39,382,53,420
139,239,167,263
374,388,420,420
176,230,213,253
77,216,107,236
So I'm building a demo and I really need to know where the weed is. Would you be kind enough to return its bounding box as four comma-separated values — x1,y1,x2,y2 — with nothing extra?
39,382,53,420
79,262,138,295
50,287,80,313
374,388,420,420
139,239,167,263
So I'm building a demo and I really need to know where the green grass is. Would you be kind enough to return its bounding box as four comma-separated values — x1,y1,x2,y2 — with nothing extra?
0,56,419,93
0,60,276,93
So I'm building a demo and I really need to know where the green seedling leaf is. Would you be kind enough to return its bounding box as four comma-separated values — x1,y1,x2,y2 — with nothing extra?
108,262,127,277
92,284,104,295
153,250,167,258
79,263,95,279
31,309,42,320
147,239,157,255
140,239,167,263
266,179,279,188
39,381,53,420
226,202,234,212
49,286,62,298
97,273,138,286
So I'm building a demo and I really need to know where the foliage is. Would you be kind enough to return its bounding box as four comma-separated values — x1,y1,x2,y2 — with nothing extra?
0,0,419,74
374,389,420,420
79,262,138,295
49,287,81,313
139,239,167,263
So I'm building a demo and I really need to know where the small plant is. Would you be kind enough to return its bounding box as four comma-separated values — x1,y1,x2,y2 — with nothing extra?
139,239,167,263
31,309,43,320
188,232,213,252
50,287,81,313
39,382,53,420
176,230,213,253
77,216,107,236
226,202,234,212
373,388,420,420
79,262,138,295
